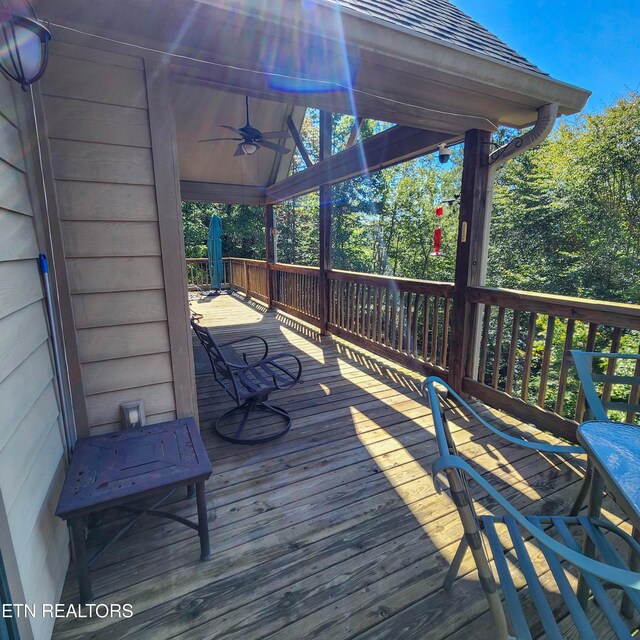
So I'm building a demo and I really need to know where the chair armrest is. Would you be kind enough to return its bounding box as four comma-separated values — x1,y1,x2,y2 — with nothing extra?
219,335,269,363
432,453,640,591
422,376,583,457
261,353,303,389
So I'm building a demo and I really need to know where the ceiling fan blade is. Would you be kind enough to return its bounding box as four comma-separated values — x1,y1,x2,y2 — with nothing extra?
257,139,292,154
221,125,246,136
198,137,243,142
234,145,246,157
258,131,292,139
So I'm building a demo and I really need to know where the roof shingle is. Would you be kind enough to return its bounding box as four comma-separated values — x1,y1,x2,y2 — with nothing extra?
324,0,546,75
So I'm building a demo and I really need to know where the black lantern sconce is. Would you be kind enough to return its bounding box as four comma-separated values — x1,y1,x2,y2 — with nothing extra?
0,0,51,91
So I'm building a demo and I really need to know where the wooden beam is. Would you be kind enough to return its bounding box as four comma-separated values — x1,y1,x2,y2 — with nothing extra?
146,60,198,423
264,204,274,307
345,117,364,148
267,125,456,203
448,128,491,394
28,86,91,437
318,110,332,336
180,180,266,205
286,115,314,168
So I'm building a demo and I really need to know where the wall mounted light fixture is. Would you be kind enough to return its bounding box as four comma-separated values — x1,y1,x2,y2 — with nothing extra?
0,0,51,91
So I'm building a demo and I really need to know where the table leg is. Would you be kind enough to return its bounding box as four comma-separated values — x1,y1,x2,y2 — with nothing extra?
195,481,211,560
577,468,604,608
621,526,640,618
70,517,93,604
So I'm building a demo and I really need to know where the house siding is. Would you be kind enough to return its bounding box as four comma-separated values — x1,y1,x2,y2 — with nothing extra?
40,41,197,435
0,73,68,640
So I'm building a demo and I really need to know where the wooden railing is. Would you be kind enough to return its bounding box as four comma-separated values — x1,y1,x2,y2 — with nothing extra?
225,258,269,303
186,258,211,289
271,263,320,324
328,270,454,376
218,258,640,443
465,287,640,440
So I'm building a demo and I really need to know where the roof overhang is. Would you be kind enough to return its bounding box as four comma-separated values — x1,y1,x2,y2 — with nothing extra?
36,0,590,197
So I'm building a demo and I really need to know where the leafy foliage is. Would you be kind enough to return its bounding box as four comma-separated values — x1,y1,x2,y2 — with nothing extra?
182,202,265,260
488,91,640,304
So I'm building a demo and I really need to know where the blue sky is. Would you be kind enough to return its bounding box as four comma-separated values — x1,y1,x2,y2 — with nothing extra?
453,0,639,113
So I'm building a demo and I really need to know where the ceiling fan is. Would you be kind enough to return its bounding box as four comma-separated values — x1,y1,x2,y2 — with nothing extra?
199,96,292,157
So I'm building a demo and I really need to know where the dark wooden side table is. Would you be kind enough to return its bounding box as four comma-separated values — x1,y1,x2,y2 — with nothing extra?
55,417,212,604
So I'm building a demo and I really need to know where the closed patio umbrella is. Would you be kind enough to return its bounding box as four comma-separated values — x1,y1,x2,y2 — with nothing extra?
207,214,223,292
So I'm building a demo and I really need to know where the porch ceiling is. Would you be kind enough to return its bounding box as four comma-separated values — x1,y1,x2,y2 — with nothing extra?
171,82,304,191
37,0,590,197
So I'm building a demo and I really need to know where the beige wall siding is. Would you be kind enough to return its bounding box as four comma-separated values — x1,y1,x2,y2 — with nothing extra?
0,73,68,640
40,40,196,433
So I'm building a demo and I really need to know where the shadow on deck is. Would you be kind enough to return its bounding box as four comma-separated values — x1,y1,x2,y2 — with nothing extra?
53,293,626,640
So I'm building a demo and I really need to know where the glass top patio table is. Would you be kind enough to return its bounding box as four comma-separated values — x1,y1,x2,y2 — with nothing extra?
577,420,640,529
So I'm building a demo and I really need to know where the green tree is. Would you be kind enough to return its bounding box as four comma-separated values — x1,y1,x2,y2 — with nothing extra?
488,91,640,304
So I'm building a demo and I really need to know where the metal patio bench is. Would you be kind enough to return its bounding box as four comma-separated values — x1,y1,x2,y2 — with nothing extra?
424,376,640,640
191,318,302,444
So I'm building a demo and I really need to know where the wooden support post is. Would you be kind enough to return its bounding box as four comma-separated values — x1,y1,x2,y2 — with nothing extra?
264,204,275,308
319,110,332,336
448,129,491,393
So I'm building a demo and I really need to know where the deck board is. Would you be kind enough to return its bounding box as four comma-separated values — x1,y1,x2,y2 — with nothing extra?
53,293,631,640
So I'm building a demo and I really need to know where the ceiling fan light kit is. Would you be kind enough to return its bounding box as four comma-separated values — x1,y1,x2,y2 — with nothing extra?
239,142,259,155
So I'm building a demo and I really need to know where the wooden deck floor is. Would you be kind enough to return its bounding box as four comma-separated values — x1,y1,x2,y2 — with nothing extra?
53,294,630,640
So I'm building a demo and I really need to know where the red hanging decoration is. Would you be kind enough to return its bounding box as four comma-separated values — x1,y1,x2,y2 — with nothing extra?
431,206,444,256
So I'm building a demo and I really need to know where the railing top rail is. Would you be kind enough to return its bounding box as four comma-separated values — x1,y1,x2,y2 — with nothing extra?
329,269,454,294
470,286,640,330
223,257,268,265
186,257,209,263
271,262,320,274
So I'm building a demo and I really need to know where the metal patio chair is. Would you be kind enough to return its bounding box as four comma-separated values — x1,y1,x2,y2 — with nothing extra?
191,319,302,444
420,376,589,515
570,350,640,424
424,376,640,639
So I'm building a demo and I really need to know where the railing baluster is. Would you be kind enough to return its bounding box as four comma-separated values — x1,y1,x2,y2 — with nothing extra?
627,352,640,424
537,316,556,407
601,327,623,408
520,312,538,402
574,322,598,421
332,279,338,327
440,298,451,369
405,292,412,354
411,293,420,358
372,287,380,343
430,296,440,364
398,291,405,353
351,282,358,333
505,310,521,395
389,290,398,350
477,304,492,383
384,287,391,347
364,285,371,340
491,306,506,389
421,295,430,362
554,319,576,415
344,280,349,330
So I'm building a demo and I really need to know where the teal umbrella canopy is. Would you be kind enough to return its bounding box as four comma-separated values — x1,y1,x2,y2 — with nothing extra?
207,215,223,290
